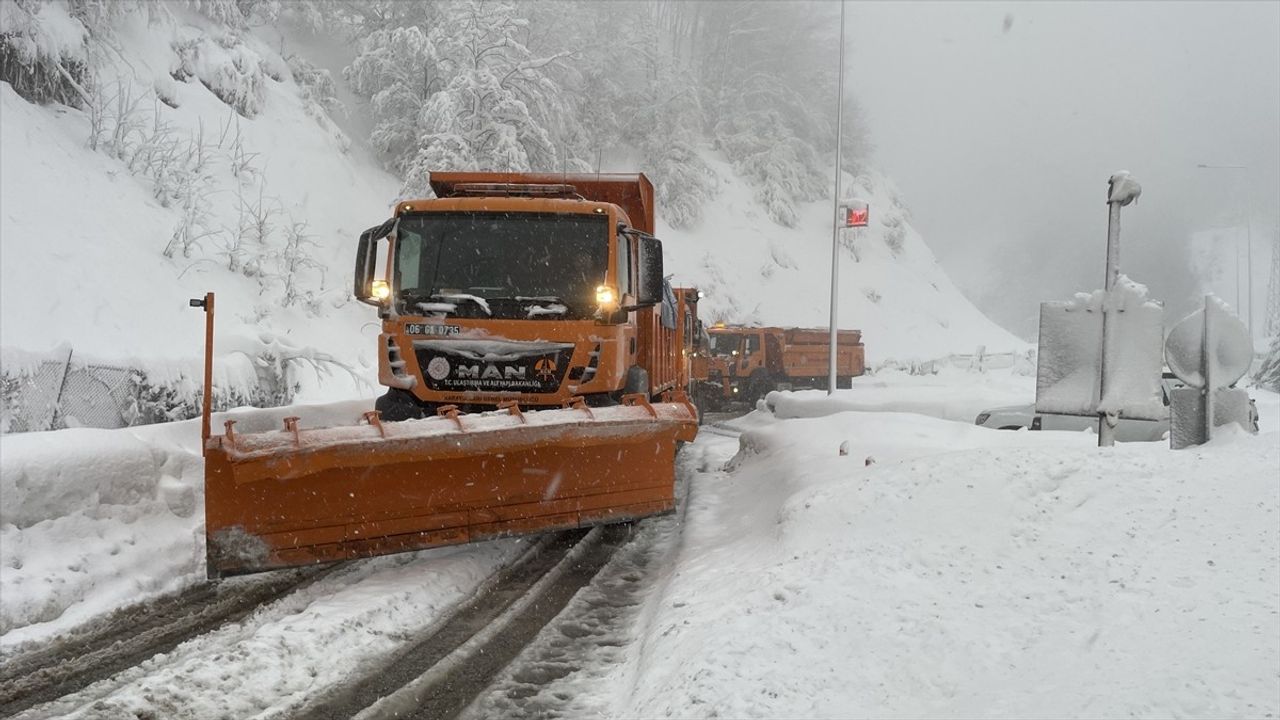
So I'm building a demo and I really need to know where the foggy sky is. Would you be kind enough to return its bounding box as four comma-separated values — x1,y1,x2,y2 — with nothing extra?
846,1,1280,341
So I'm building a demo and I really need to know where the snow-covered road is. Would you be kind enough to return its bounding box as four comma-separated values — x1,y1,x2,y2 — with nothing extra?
3,370,1277,718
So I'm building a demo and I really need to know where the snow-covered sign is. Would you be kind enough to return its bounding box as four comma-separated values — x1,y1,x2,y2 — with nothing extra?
841,199,869,227
1169,386,1253,448
1035,276,1165,420
1164,296,1252,389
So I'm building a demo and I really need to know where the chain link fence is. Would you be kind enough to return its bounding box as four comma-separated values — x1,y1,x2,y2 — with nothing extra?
3,352,145,433
1,347,311,435
875,347,1038,376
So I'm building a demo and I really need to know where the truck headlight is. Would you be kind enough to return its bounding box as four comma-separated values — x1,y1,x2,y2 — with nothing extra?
595,284,618,309
371,280,391,301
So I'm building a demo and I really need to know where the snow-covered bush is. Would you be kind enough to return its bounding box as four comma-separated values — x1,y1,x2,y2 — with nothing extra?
170,32,269,118
285,53,342,124
882,213,906,255
648,135,718,229
0,0,90,106
275,219,325,309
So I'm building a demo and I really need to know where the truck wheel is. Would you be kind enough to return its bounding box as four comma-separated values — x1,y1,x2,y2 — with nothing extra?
622,366,650,398
375,388,427,422
747,370,773,403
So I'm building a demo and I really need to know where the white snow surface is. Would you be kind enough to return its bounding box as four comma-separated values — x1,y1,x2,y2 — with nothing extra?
3,370,1278,717
612,390,1280,718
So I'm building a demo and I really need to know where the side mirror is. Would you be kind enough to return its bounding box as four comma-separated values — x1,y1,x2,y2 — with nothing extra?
354,218,395,306
633,235,664,307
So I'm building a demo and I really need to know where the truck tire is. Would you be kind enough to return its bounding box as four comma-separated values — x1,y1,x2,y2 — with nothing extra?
747,370,773,403
709,379,728,412
375,388,428,422
622,366,650,398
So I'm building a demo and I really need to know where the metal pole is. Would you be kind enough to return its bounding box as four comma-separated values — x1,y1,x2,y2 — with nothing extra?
1244,180,1254,349
1097,199,1122,447
1202,295,1214,442
191,292,215,455
827,0,846,396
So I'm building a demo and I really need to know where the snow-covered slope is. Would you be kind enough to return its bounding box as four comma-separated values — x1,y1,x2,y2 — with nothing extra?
0,5,399,406
2,3,1020,425
660,153,1026,364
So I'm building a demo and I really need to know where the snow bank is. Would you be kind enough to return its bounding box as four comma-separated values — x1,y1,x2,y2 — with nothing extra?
0,423,204,645
1,430,170,529
624,408,1280,718
765,367,1035,423
0,397,374,651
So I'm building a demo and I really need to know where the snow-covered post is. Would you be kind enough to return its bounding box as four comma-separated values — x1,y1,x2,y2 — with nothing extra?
1097,172,1142,447
1201,295,1214,441
827,0,847,395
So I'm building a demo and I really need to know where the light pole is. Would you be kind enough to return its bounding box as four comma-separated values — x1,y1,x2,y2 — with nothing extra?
1197,163,1254,347
827,0,847,395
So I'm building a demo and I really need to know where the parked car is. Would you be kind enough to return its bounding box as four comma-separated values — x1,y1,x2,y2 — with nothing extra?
974,375,1258,442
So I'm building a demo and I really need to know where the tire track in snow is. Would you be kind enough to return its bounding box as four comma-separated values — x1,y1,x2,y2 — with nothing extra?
0,564,341,718
458,424,742,718
298,526,632,720
299,419,748,720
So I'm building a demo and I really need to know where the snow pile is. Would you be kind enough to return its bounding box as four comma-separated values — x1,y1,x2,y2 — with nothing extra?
620,405,1279,717
660,155,1027,365
0,424,204,645
0,399,370,651
765,366,1035,423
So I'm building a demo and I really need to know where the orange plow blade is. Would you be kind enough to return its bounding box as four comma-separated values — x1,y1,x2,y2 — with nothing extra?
203,397,698,577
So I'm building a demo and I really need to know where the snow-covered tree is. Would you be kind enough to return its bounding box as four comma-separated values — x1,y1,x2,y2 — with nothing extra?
400,1,573,187
0,0,91,106
345,0,578,194
345,23,441,168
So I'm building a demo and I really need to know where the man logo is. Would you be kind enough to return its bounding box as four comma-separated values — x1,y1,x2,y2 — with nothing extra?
426,356,451,380
456,364,527,380
534,358,556,381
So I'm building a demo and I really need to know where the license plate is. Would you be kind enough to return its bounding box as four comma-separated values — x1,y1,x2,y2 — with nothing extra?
404,323,461,336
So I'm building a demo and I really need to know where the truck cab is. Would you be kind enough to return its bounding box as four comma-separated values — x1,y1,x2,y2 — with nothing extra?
355,173,689,420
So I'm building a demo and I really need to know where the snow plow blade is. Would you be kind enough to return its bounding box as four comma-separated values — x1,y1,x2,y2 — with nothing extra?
203,396,697,578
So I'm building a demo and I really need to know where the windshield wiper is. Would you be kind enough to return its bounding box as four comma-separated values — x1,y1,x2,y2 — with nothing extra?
482,296,572,317
431,293,491,315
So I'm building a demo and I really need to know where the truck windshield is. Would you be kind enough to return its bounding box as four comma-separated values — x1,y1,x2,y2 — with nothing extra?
394,212,609,319
708,333,738,356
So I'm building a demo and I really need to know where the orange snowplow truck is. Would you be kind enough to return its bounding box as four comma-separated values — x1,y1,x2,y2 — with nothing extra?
200,172,699,578
696,325,865,407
